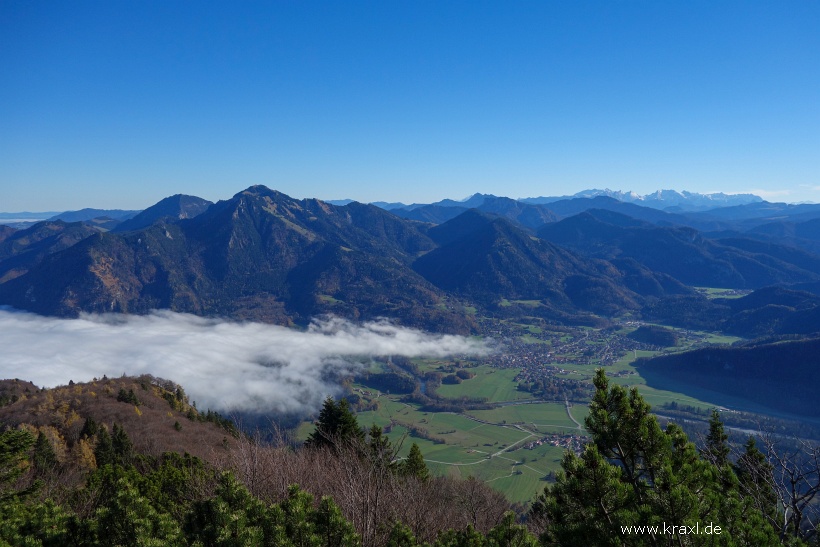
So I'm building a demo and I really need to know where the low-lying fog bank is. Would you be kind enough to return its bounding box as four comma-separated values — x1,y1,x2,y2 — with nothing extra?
0,309,491,415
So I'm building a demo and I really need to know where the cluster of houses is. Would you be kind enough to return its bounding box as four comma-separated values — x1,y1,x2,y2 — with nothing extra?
523,433,587,455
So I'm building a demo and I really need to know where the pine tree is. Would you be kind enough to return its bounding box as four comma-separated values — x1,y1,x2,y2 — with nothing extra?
0,430,36,504
703,408,730,467
386,522,418,546
367,424,396,471
401,443,429,481
736,436,777,527
80,417,98,439
703,408,734,492
117,388,141,406
313,495,361,546
583,368,670,502
533,368,780,546
94,477,183,546
184,473,267,546
484,511,539,547
32,431,57,474
305,397,365,450
112,424,134,467
94,428,115,468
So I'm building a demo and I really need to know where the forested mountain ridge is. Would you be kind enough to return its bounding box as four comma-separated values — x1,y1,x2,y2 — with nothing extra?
111,194,213,233
0,375,529,545
413,210,660,316
0,186,471,331
636,335,820,418
0,186,683,331
393,195,558,230
4,185,820,338
0,221,101,283
0,376,235,464
538,210,820,289
644,286,820,337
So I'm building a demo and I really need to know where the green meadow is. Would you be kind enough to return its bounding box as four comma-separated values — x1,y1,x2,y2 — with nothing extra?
434,367,533,402
298,317,768,504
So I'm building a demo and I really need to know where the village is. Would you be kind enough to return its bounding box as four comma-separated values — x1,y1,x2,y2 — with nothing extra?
521,432,588,456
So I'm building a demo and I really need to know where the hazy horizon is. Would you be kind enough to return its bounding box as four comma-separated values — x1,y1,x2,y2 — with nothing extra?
0,186,809,216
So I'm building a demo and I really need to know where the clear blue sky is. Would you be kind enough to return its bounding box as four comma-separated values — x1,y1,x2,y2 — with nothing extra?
2,1,819,211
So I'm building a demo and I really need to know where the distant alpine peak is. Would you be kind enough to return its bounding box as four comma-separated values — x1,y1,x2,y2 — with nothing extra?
520,188,763,212
572,188,760,202
371,188,764,213
460,192,497,202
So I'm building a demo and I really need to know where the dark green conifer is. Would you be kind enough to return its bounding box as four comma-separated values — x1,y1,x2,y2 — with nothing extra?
386,522,418,546
32,432,57,474
533,368,779,546
94,477,182,545
112,424,134,466
704,408,730,467
0,430,35,503
401,443,429,481
305,397,365,450
367,424,396,470
79,417,98,439
116,388,140,406
736,436,778,526
703,408,735,492
94,428,114,468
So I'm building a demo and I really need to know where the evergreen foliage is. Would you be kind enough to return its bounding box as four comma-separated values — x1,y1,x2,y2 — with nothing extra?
305,397,365,450
366,424,397,471
735,436,778,528
402,443,429,482
531,368,780,546
704,408,730,468
116,388,141,406
2,375,813,546
93,428,114,468
702,408,736,492
79,417,98,439
0,430,36,504
93,424,134,469
93,477,184,546
32,432,57,475
111,423,134,466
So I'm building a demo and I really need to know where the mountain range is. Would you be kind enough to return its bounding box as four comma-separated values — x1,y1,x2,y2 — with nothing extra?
537,210,820,289
520,188,764,211
4,185,820,338
0,186,671,331
366,188,765,213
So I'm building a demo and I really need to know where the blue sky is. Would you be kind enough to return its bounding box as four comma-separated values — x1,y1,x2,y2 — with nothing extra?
2,1,819,211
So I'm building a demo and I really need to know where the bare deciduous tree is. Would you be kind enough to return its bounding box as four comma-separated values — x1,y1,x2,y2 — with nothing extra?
736,432,820,543
218,430,511,546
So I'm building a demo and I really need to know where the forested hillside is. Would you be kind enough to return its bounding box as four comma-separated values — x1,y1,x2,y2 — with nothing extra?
2,372,815,545
636,336,820,418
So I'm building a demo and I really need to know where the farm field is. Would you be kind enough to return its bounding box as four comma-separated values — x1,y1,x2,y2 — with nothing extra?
465,402,578,431
350,394,587,503
296,314,814,505
434,367,533,403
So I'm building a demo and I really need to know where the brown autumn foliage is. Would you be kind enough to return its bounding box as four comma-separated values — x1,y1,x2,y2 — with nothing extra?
0,378,39,406
0,375,234,466
1,375,516,543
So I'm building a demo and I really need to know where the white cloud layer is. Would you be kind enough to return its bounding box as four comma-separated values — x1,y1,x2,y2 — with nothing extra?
0,309,490,415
